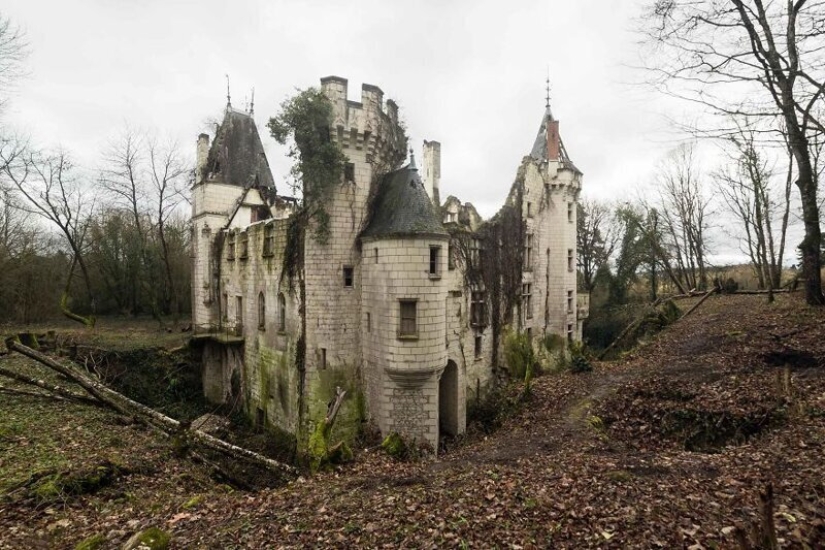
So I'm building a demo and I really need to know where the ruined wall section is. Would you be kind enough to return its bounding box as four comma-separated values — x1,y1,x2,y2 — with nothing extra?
299,77,405,444
215,218,303,434
361,236,449,448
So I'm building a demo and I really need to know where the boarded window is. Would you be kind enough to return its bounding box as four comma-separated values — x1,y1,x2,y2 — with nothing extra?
399,300,417,337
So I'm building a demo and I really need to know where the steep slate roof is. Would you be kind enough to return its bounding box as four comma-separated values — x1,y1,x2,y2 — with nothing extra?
205,108,276,190
529,105,583,175
361,163,448,239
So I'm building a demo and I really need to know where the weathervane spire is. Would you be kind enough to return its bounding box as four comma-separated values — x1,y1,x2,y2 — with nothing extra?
225,74,232,109
545,70,551,109
249,87,255,116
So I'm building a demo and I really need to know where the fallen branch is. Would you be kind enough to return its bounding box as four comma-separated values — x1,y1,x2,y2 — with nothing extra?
0,363,102,407
0,385,72,402
597,308,654,361
6,338,297,478
675,288,717,322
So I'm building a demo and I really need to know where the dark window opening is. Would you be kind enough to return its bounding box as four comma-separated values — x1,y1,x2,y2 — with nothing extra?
227,235,236,261
366,312,371,333
474,335,482,358
522,283,532,320
263,224,274,256
429,246,441,277
343,266,354,287
240,233,249,259
344,162,355,183
258,292,266,330
471,290,486,327
320,348,327,370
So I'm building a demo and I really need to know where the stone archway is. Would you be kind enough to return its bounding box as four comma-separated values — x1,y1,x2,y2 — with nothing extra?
438,360,460,437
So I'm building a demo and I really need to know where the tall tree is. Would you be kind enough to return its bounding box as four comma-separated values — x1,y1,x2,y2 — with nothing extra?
642,0,825,304
577,198,617,293
715,125,792,291
0,12,27,111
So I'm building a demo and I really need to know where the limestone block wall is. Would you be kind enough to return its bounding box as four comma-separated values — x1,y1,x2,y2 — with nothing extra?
361,236,449,447
214,218,303,434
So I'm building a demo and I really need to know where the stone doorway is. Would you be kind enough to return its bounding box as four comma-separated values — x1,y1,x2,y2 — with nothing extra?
438,360,460,437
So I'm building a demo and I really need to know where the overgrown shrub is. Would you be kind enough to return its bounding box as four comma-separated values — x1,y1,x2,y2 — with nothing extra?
381,432,432,461
503,330,538,380
569,342,593,373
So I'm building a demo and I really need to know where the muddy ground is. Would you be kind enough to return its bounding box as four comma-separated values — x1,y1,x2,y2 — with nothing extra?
1,294,824,548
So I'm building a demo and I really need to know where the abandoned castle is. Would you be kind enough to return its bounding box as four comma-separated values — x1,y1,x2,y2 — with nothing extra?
191,76,587,451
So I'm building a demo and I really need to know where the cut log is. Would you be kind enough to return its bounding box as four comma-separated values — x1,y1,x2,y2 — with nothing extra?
6,338,297,478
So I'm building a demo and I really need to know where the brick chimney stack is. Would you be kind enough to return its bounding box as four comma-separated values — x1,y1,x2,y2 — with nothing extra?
546,119,560,161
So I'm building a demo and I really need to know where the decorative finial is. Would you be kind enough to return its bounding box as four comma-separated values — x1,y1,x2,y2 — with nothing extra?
409,148,417,170
545,71,551,109
249,87,255,116
225,74,231,109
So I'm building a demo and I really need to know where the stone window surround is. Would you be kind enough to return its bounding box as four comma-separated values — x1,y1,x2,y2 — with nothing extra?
398,298,418,340
428,245,441,279
343,265,354,288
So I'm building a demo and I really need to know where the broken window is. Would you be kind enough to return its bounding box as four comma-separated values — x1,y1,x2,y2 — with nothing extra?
471,290,486,327
524,233,533,270
263,224,274,257
470,238,482,269
240,232,249,259
278,293,286,332
343,266,354,287
429,246,441,278
522,283,532,320
227,233,236,261
399,300,417,337
258,292,265,330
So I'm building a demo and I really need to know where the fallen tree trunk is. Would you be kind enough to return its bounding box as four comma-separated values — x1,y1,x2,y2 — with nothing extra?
0,363,102,407
6,338,297,478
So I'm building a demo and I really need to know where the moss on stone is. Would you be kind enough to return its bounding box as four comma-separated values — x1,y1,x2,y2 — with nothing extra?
124,527,171,550
75,534,106,550
381,432,407,458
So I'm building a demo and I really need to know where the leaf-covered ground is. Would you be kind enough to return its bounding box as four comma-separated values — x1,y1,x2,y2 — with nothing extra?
1,294,824,548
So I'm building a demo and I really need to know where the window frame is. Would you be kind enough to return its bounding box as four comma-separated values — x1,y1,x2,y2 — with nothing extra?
343,266,354,288
429,245,441,279
398,299,418,339
277,292,286,333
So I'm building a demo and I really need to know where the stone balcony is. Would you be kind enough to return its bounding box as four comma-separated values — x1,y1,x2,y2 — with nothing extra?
192,322,245,344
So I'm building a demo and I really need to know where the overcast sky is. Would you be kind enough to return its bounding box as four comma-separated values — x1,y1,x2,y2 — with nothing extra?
2,0,696,213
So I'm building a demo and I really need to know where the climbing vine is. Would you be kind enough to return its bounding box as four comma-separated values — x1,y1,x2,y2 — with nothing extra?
268,88,347,244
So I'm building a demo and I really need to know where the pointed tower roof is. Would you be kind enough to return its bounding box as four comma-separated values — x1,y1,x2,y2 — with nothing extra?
204,108,276,190
529,104,555,161
361,163,447,239
527,102,582,174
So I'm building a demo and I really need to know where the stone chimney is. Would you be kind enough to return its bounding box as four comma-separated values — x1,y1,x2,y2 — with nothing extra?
196,133,210,183
423,140,441,207
546,119,560,161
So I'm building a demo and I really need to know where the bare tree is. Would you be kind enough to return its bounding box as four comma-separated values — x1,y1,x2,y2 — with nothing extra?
577,198,618,293
649,144,712,291
0,12,27,110
0,149,96,325
715,125,792,292
642,0,825,304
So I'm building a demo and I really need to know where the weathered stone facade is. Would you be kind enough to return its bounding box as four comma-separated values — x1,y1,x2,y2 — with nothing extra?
191,77,587,452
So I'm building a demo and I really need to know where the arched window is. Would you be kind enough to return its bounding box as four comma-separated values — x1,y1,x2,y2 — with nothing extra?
278,293,286,332
258,292,266,330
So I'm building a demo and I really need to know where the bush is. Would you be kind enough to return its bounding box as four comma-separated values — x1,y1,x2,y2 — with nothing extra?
381,432,431,461
503,330,538,381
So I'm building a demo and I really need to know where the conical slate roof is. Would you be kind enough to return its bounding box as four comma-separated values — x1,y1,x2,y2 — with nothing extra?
205,108,276,190
529,105,554,161
361,163,448,239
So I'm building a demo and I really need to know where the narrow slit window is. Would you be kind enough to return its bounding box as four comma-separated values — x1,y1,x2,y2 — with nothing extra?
567,249,574,272
474,335,482,358
429,246,441,277
567,290,574,313
278,293,286,332
344,162,355,183
343,266,354,287
258,292,266,330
